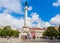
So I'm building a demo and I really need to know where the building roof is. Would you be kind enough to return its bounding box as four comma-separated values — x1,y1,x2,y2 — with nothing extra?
29,28,43,31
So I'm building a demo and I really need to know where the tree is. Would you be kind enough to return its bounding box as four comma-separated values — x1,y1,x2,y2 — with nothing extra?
58,25,60,32
0,29,2,36
3,26,12,30
43,26,58,39
57,25,60,39
0,26,20,38
3,26,12,37
11,30,19,37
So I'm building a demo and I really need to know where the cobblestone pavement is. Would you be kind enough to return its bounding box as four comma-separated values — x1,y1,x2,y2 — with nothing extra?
0,38,60,43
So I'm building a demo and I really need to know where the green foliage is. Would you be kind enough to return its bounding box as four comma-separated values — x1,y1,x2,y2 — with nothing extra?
43,26,58,37
58,25,60,36
0,29,2,36
0,26,20,38
58,25,60,32
11,30,19,37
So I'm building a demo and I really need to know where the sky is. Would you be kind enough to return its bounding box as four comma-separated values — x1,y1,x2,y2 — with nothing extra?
0,0,60,30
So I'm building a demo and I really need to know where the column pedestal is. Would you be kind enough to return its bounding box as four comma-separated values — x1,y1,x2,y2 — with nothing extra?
19,26,30,39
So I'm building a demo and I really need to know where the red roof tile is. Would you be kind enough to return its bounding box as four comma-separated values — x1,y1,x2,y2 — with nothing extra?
29,28,43,31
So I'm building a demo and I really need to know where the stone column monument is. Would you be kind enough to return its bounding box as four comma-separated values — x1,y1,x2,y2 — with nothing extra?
19,1,30,39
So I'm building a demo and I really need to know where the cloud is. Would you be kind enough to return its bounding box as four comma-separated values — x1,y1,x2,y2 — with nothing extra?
28,6,32,11
0,0,23,14
30,13,42,28
29,13,51,28
0,0,25,30
53,0,60,7
50,14,60,25
0,0,51,29
45,22,51,27
0,12,51,30
0,13,24,30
